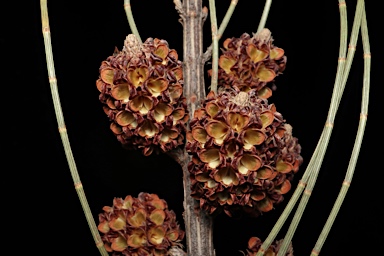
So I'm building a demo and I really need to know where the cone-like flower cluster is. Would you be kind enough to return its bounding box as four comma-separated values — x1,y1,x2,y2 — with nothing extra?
210,28,286,99
98,193,185,255
186,88,302,217
246,237,294,256
96,35,189,156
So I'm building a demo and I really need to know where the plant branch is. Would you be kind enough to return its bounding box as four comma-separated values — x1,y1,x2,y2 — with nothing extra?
174,0,185,18
124,0,142,44
208,0,219,94
172,1,216,255
217,0,238,40
311,3,370,255
254,130,325,255
275,1,365,255
256,0,358,254
203,0,239,63
40,1,108,255
257,0,272,32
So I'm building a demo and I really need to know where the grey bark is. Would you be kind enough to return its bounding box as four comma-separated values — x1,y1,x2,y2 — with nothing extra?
171,0,216,255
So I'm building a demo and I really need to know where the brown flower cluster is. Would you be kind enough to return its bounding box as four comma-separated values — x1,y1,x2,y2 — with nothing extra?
246,237,294,256
96,35,189,156
209,28,287,99
98,193,185,255
186,88,302,217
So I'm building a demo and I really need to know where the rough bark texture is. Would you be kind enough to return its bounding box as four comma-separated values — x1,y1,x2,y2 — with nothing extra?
177,0,216,255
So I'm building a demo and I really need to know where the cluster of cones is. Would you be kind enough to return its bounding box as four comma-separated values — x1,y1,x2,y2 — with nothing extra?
96,29,300,255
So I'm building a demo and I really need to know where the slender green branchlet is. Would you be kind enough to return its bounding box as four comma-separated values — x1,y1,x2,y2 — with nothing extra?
124,0,142,44
40,1,108,255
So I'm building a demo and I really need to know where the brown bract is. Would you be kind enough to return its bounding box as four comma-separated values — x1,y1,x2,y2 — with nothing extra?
209,28,287,99
96,35,189,156
246,237,294,256
98,193,185,255
186,88,303,217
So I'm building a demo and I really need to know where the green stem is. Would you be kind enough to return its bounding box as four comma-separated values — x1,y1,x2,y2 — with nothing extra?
329,1,363,123
276,1,365,255
208,0,219,94
256,0,353,254
203,0,238,63
311,4,370,255
124,0,142,44
40,1,108,255
257,0,272,32
254,130,325,256
217,0,238,39
276,128,333,256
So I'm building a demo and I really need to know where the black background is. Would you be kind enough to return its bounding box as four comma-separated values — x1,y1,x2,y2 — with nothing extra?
6,1,383,255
